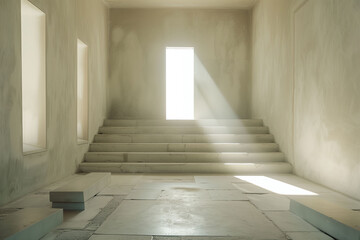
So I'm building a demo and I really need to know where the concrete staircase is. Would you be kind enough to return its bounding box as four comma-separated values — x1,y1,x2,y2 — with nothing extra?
79,119,292,174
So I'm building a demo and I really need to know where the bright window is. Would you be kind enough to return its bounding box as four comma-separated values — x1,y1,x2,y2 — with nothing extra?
77,39,89,142
166,47,194,120
21,0,46,153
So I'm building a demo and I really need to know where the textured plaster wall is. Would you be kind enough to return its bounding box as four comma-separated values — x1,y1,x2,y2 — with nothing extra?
251,0,294,166
294,0,360,200
0,0,108,205
108,9,251,119
251,0,360,200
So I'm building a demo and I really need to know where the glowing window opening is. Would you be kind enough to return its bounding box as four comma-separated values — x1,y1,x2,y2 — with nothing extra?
166,47,194,120
77,39,89,142
21,0,46,152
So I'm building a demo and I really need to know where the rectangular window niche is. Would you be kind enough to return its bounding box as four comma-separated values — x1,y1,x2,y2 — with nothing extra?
21,0,46,154
77,39,89,143
166,47,195,120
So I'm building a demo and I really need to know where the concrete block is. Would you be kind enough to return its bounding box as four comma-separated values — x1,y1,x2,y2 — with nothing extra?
52,202,85,211
50,172,111,203
290,196,360,240
0,208,63,240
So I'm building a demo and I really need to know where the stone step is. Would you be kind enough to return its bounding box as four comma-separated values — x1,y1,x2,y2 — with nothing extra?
50,172,111,209
89,143,279,153
79,162,292,174
0,208,63,240
94,133,275,143
104,119,263,127
290,196,360,240
85,152,285,163
99,126,269,134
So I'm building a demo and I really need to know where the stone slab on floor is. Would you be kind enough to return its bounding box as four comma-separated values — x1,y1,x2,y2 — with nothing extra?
194,175,245,184
52,202,86,211
208,190,247,201
141,174,195,183
95,200,285,238
126,189,162,200
290,196,360,240
98,185,133,196
0,208,63,240
265,211,318,232
285,232,334,240
50,172,111,204
159,188,210,201
153,237,268,240
58,196,113,230
247,194,290,210
89,235,152,240
233,183,271,194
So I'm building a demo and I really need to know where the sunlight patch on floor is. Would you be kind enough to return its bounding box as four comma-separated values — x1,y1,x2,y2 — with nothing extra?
235,176,318,195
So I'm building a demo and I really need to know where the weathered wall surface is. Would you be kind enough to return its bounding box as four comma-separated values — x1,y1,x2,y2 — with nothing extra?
252,0,360,200
108,9,251,119
294,0,360,200
0,0,108,205
251,0,294,167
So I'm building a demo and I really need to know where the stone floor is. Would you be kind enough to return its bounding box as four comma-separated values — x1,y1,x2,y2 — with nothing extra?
3,173,360,240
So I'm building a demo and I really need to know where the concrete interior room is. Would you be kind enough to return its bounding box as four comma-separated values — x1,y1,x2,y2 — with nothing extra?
0,0,359,239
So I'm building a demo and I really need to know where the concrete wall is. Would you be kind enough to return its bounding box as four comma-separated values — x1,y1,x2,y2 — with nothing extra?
108,9,251,119
0,0,108,205
251,0,294,167
251,0,360,200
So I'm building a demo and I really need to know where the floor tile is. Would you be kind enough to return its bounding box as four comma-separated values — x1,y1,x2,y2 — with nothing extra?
247,194,290,210
110,174,143,185
134,182,199,190
286,231,334,240
159,188,210,201
98,185,133,196
198,182,237,190
96,200,285,238
208,190,247,201
41,230,93,240
233,183,270,194
58,221,89,230
265,211,318,232
85,196,123,230
59,196,113,229
40,230,59,240
194,175,245,184
142,174,195,182
126,189,162,200
180,237,269,240
89,235,152,240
